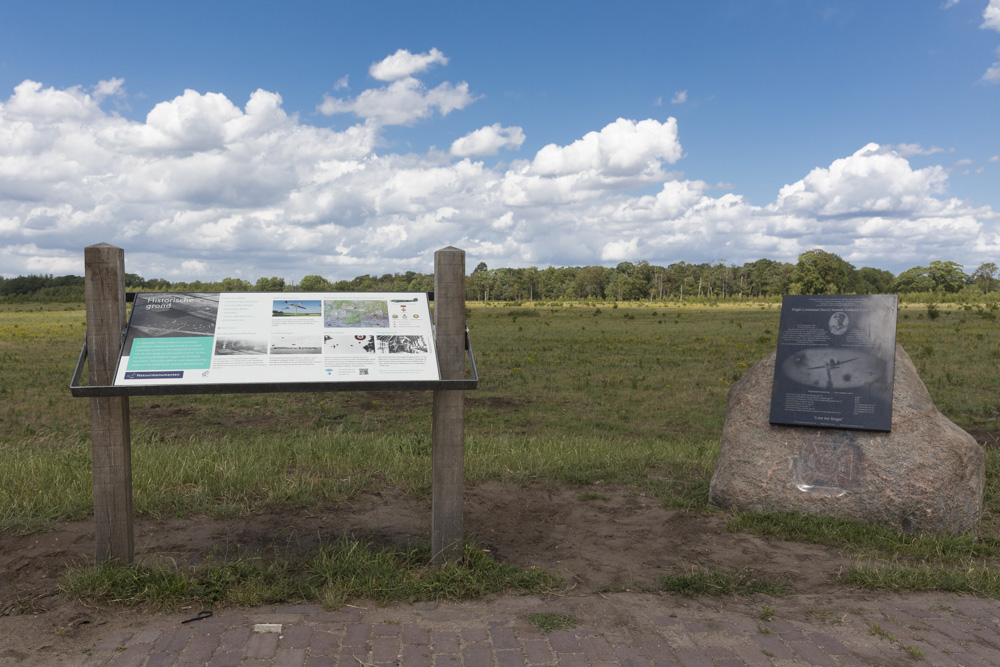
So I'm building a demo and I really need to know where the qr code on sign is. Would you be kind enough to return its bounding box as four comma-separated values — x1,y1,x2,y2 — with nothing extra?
359,368,369,375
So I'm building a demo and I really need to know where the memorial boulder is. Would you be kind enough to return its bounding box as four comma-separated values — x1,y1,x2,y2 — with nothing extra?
709,344,984,535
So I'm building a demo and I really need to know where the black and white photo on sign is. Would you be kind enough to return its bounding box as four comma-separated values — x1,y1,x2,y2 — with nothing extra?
214,335,268,356
376,335,429,354
269,333,322,355
323,334,376,355
127,293,220,339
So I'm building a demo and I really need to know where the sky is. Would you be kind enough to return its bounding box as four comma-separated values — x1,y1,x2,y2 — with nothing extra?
1,0,999,282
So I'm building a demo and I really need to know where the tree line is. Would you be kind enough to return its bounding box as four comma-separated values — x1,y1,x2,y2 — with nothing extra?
2,250,997,303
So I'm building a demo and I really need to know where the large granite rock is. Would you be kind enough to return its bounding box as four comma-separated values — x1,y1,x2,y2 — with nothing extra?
709,344,984,535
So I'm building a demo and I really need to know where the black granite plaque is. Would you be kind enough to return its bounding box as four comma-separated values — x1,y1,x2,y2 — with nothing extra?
769,294,898,431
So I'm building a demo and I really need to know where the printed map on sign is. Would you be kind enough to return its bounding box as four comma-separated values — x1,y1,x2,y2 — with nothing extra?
323,300,390,328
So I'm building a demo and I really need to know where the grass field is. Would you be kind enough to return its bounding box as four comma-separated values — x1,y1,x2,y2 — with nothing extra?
2,299,1000,598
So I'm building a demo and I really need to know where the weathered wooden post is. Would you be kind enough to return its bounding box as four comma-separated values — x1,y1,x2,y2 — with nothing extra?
84,243,134,563
431,246,466,562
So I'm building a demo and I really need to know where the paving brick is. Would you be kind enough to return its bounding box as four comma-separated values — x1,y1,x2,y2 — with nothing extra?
207,651,243,667
522,638,553,664
274,647,307,666
632,632,676,660
752,632,795,660
491,625,520,650
403,623,430,645
496,648,527,667
309,629,339,655
788,640,837,666
336,646,370,667
432,631,460,653
434,654,462,667
401,644,433,667
729,642,774,667
767,617,806,640
672,649,713,667
219,626,251,650
550,654,588,667
343,623,372,646
245,632,279,660
178,632,219,663
144,652,181,667
702,646,737,661
580,635,616,662
547,630,581,653
154,627,195,654
947,652,993,667
133,630,162,644
93,632,133,652
613,644,653,667
373,623,402,636
651,661,682,667
274,604,323,614
463,645,494,667
971,629,1000,650
109,644,151,667
321,608,363,624
371,636,400,662
462,627,489,643
681,620,709,634
280,623,312,649
808,631,851,655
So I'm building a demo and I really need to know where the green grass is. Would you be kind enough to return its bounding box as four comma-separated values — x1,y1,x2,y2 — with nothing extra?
61,538,559,609
523,612,579,633
4,301,1000,598
726,511,1000,563
841,561,1000,597
657,567,789,597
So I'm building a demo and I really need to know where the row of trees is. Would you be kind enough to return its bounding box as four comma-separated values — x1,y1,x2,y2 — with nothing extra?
2,251,997,303
465,252,998,302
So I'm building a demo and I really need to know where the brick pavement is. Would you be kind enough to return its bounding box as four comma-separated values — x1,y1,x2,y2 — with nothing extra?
45,591,1000,666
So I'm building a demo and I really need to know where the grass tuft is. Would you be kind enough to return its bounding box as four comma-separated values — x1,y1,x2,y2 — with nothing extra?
524,612,578,633
726,511,1000,562
840,561,1000,598
61,539,560,610
658,567,788,597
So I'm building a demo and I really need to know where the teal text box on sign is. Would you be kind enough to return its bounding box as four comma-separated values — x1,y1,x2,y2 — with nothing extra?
126,337,214,371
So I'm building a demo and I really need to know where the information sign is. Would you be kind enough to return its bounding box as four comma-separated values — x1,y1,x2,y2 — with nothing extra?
769,294,898,431
114,292,439,387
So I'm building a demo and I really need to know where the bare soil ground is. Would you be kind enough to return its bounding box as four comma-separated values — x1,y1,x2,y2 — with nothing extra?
0,481,858,663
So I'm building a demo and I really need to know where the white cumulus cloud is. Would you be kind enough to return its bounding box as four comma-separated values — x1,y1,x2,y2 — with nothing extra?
369,48,448,82
0,72,997,281
318,77,474,126
984,0,1000,31
450,124,525,157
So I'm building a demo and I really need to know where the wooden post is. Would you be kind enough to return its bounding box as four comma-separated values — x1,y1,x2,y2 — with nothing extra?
431,246,466,563
84,243,134,563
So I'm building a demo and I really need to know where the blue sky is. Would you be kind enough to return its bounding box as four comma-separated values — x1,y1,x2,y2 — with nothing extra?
1,0,998,281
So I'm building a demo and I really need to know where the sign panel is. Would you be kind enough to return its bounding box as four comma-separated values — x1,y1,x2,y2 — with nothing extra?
114,292,439,387
769,294,898,431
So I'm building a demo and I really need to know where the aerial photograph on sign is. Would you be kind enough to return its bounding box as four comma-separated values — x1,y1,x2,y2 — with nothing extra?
377,334,430,354
122,293,220,355
323,300,390,328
